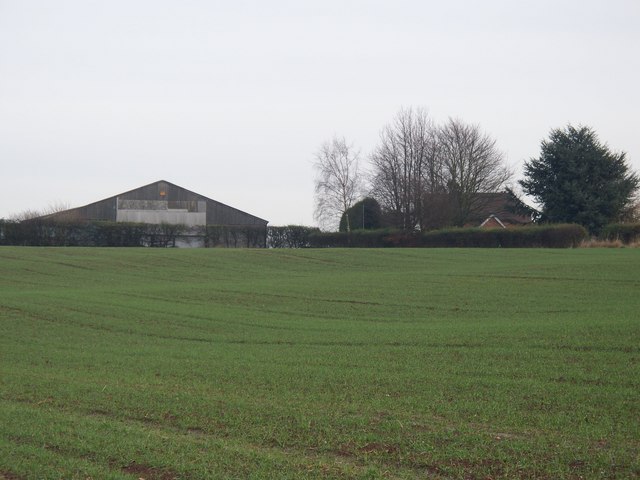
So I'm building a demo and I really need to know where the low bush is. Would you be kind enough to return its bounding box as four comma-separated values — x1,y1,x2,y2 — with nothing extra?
309,228,402,248
0,220,267,247
422,224,587,248
599,223,640,244
93,222,149,247
0,220,174,247
580,239,624,248
205,225,266,248
338,198,383,232
308,224,587,248
1,219,587,249
267,225,320,248
308,231,349,248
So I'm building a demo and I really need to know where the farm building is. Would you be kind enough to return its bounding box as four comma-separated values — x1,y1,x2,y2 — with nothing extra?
44,180,268,247
471,193,534,228
422,192,533,230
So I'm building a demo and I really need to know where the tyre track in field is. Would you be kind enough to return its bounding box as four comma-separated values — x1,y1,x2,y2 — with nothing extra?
1,398,409,480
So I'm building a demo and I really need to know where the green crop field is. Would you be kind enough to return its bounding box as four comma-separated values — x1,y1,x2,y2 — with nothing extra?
0,247,638,479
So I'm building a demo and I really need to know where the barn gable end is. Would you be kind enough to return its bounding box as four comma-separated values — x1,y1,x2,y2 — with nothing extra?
52,180,267,227
42,180,268,247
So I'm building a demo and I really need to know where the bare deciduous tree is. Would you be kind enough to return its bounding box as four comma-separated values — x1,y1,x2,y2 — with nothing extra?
369,108,439,230
313,136,363,231
436,118,512,226
9,202,72,221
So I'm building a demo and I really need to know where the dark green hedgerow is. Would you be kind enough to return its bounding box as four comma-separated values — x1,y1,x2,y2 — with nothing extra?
309,228,399,248
204,225,267,248
421,224,587,248
0,220,178,247
267,225,320,248
0,220,267,248
600,223,640,244
308,224,587,248
1,219,587,248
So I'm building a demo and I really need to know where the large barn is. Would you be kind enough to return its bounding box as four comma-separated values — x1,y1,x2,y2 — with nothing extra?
48,180,268,247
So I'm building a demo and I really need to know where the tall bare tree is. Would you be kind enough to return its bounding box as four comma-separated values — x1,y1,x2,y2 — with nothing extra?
369,108,439,230
436,118,512,226
313,136,363,231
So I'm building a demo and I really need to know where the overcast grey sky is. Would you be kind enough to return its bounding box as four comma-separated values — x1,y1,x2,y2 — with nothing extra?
1,0,638,225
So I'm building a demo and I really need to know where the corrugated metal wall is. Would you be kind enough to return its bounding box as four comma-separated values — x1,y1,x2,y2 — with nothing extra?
71,197,117,221
205,200,266,226
48,180,268,227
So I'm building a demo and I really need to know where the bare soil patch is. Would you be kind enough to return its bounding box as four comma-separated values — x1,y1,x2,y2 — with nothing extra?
121,462,178,480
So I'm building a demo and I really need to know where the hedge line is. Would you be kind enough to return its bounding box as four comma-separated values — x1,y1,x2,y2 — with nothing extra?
307,228,396,248
266,225,320,248
0,220,267,247
0,220,590,248
0,220,151,246
204,225,267,248
308,224,588,248
421,224,587,248
599,223,640,244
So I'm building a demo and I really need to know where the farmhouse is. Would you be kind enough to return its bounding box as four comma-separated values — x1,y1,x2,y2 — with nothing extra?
422,192,533,230
45,180,268,247
471,192,533,228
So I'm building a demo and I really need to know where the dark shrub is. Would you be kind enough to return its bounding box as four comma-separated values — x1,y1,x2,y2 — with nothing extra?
339,198,383,232
309,229,402,248
94,222,147,247
600,223,640,244
307,224,586,248
203,225,266,248
267,226,320,248
423,224,586,248
308,231,349,248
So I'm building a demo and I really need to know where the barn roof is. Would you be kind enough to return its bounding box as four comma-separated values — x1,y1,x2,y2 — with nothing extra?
422,191,533,230
45,180,268,226
468,192,532,226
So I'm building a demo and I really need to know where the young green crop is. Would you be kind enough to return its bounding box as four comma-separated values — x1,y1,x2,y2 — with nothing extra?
1,247,639,479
